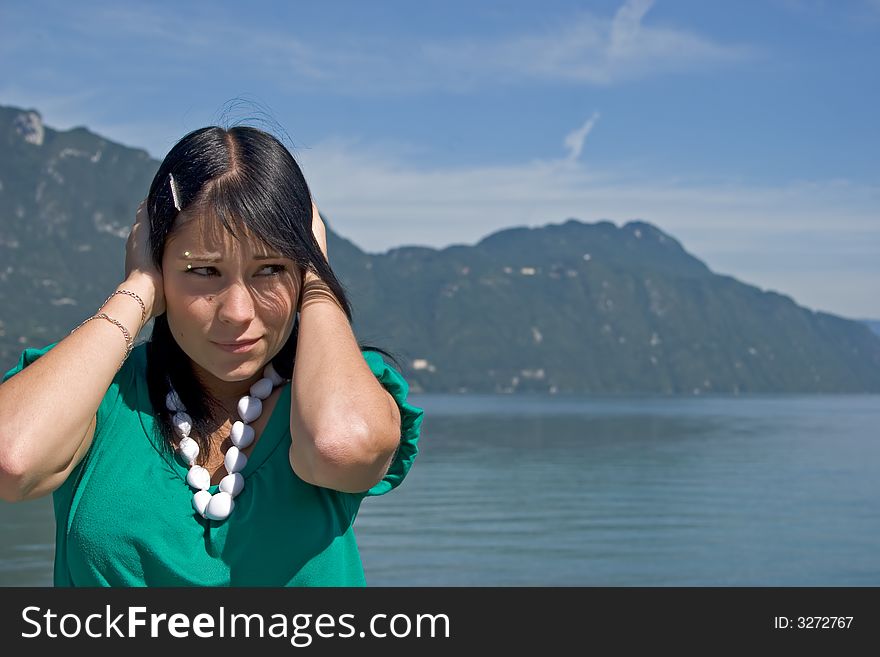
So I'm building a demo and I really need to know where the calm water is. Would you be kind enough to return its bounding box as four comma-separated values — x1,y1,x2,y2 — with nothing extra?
2,394,878,586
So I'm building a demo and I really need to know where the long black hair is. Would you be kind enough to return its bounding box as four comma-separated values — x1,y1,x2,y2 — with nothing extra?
144,125,398,464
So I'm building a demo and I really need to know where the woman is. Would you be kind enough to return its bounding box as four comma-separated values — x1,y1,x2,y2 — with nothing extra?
0,125,424,586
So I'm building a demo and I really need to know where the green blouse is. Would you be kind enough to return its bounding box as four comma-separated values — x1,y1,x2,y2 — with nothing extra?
2,341,423,587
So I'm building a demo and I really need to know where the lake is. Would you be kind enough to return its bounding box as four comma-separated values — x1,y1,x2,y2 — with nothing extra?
1,393,878,586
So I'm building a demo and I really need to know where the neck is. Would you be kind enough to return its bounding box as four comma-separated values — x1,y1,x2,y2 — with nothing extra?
191,362,265,415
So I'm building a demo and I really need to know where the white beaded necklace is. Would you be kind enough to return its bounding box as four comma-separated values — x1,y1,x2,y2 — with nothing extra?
166,362,288,522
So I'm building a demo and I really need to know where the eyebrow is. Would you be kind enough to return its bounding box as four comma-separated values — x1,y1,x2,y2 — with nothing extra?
178,254,283,262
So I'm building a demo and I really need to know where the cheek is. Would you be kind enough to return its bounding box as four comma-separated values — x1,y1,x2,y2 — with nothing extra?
162,271,189,308
166,296,212,337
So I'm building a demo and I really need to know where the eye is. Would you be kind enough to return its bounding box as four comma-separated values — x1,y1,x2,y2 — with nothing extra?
258,264,287,276
186,266,219,277
185,265,286,277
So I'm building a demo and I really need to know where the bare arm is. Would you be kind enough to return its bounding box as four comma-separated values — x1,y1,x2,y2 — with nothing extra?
0,274,156,501
288,204,401,494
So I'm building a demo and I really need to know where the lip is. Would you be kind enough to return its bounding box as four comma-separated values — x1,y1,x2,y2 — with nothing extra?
212,337,261,353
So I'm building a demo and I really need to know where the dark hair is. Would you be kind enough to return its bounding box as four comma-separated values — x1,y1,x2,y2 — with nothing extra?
144,125,398,464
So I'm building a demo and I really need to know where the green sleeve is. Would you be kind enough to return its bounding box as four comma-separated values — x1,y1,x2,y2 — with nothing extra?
357,349,424,498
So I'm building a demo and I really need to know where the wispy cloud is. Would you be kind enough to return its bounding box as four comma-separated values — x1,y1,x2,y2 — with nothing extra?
2,1,757,98
563,112,601,162
417,0,757,88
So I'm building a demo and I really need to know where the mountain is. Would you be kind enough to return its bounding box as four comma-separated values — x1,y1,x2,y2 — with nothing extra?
0,105,157,364
861,320,880,338
2,104,880,394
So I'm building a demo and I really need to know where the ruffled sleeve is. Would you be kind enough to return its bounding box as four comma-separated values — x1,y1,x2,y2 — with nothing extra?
357,349,424,498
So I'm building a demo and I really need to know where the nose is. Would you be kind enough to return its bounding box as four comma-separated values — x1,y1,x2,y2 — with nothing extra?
216,281,256,325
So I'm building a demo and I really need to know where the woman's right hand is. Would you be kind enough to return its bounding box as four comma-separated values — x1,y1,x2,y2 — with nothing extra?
124,199,166,318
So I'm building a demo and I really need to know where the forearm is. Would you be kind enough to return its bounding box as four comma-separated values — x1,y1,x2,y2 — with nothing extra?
0,274,154,498
289,272,400,492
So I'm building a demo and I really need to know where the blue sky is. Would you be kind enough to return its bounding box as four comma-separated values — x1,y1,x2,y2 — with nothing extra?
1,0,878,318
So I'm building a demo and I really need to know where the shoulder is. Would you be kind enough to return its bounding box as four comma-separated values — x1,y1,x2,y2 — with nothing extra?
360,350,410,397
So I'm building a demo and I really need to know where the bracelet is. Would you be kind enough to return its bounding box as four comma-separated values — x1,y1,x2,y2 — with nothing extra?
69,313,133,371
101,289,147,325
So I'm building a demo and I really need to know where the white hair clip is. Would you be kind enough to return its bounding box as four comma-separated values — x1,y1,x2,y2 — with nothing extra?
168,173,182,211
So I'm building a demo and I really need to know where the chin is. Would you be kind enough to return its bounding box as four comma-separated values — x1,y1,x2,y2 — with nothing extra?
219,363,263,380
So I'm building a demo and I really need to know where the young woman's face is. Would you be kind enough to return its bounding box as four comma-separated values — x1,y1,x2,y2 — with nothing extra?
161,212,301,388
